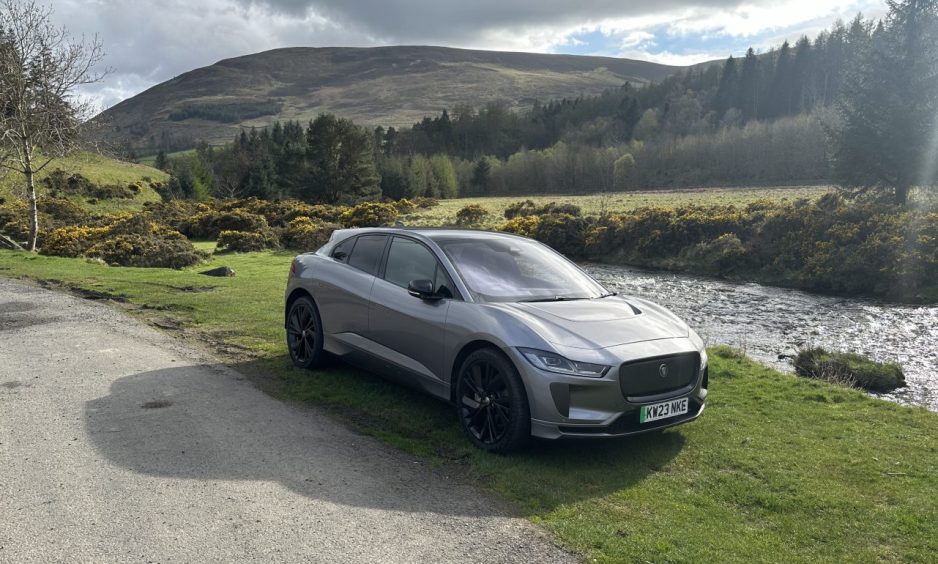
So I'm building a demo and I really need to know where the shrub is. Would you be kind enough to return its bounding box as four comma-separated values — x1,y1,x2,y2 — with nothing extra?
504,200,581,219
531,213,588,257
216,229,281,253
504,200,537,219
37,198,91,226
391,198,417,215
86,234,206,269
88,183,136,199
498,215,540,238
41,226,109,258
40,213,206,268
411,196,438,209
184,209,270,239
0,197,96,246
682,233,750,275
141,200,206,232
455,204,489,226
222,198,324,226
0,200,28,241
41,171,136,199
793,347,906,392
339,202,399,227
283,217,339,251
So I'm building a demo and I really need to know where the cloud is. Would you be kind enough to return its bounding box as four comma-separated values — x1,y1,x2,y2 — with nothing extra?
48,0,886,108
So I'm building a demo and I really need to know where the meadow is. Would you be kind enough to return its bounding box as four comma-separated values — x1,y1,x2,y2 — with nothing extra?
0,245,935,562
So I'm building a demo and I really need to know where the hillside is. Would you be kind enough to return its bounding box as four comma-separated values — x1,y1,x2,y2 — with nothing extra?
0,152,167,213
93,45,684,152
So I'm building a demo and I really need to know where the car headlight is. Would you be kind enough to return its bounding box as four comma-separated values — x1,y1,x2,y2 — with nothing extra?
519,348,609,378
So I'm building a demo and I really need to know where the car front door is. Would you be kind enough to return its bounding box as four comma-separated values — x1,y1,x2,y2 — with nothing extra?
368,236,456,397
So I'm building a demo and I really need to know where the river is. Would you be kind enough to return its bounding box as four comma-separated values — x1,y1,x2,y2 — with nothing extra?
585,264,938,412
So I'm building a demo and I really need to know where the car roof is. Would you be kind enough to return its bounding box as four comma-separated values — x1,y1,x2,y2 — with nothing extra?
337,227,525,243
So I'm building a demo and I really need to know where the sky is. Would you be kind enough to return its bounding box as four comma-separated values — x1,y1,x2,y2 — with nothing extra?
51,0,886,110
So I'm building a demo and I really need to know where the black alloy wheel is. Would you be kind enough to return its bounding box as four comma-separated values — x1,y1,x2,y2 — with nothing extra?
456,348,530,453
286,296,324,369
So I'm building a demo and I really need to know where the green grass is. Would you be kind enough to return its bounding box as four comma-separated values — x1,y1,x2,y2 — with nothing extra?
407,185,832,228
0,152,168,213
0,247,935,562
137,148,196,165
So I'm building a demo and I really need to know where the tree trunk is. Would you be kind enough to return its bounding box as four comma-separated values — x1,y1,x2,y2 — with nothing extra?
895,183,910,206
23,143,39,252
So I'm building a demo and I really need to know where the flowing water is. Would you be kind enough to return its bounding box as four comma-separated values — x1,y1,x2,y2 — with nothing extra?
585,264,938,411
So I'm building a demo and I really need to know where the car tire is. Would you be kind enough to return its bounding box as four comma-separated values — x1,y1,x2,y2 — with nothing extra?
286,295,325,369
456,348,530,453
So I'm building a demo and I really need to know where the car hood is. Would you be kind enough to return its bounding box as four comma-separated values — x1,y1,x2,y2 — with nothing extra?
495,296,689,350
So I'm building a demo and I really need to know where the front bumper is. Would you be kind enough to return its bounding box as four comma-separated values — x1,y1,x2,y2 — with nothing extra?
506,338,709,440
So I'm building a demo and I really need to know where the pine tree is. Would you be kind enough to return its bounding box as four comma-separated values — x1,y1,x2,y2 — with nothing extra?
790,37,813,112
470,157,491,195
834,0,938,204
154,150,169,171
304,114,380,204
768,41,794,117
715,56,739,118
737,48,762,122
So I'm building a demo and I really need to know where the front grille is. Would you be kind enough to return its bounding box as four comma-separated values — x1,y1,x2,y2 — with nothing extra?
618,352,700,399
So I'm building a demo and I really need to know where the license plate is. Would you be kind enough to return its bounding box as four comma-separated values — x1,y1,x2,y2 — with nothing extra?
640,397,689,423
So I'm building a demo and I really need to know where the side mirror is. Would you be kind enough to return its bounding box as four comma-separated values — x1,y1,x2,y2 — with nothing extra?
407,279,440,300
332,250,348,262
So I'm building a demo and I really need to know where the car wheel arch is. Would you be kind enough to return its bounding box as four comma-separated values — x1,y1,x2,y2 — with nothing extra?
450,340,523,403
285,288,314,325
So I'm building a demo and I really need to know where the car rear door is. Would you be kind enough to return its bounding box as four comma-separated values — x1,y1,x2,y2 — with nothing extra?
316,234,389,339
368,236,456,397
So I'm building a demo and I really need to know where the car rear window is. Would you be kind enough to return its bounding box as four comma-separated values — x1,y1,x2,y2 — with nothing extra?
331,236,355,263
347,235,387,276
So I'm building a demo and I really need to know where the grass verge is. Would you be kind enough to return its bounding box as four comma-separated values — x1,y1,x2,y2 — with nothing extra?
0,248,935,562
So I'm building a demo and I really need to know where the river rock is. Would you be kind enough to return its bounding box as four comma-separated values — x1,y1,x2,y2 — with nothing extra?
201,266,235,277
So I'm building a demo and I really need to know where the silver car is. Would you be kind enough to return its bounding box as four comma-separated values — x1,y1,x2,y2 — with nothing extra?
285,228,708,452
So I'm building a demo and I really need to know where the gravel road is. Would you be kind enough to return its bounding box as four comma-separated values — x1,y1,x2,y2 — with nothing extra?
0,277,573,563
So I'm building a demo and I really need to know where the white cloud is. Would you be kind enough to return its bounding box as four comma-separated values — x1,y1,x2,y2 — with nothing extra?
620,49,728,66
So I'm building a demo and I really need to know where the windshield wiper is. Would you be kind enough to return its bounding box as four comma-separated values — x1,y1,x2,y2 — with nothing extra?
520,296,590,303
598,291,619,298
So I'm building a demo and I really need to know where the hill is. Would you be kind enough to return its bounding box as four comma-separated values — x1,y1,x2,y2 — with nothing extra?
92,46,684,152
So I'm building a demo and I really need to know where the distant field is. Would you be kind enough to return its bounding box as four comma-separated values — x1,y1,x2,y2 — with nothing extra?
137,148,196,165
0,152,168,213
406,185,833,227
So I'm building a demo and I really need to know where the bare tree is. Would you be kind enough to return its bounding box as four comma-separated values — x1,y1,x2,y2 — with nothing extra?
0,0,106,250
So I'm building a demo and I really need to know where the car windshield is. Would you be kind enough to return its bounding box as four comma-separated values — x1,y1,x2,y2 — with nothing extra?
436,235,608,303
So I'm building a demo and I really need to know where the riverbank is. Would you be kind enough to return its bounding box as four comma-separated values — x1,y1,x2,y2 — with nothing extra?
1,247,936,562
587,263,938,411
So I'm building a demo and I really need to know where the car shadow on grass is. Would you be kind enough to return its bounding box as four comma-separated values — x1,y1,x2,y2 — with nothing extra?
84,355,686,517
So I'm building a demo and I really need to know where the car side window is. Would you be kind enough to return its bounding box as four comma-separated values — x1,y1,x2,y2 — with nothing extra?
331,237,355,263
347,235,388,276
384,237,457,298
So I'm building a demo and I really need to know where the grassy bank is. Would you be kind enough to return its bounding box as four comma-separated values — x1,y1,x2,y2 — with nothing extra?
1,248,935,562
0,152,167,213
